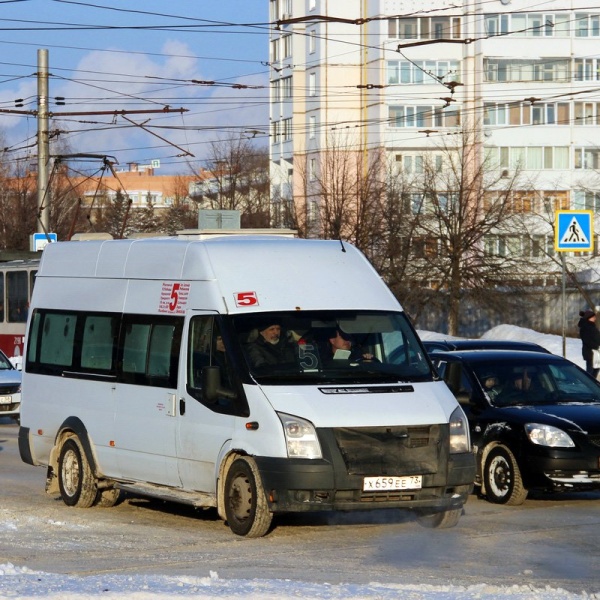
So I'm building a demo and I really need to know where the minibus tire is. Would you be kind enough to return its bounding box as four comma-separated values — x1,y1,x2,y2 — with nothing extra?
224,457,273,538
58,437,98,508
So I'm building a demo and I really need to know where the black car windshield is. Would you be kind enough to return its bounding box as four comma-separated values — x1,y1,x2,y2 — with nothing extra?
231,310,432,384
472,359,600,406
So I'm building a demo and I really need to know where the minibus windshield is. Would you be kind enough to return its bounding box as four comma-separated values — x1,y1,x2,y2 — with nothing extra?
231,310,432,384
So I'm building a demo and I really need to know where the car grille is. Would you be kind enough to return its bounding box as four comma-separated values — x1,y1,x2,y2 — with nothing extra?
588,434,600,449
332,425,443,477
0,385,20,395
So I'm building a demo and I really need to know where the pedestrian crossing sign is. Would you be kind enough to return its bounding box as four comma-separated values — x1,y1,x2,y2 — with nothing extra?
555,210,594,252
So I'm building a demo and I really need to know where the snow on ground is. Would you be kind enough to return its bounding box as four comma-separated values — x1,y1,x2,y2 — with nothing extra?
1,325,596,600
0,561,596,600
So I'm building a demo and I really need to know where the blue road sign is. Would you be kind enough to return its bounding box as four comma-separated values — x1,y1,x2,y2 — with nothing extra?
31,232,57,252
555,210,594,252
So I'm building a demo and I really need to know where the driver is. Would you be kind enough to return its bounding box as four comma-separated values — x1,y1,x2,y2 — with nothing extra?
480,371,501,400
247,318,296,368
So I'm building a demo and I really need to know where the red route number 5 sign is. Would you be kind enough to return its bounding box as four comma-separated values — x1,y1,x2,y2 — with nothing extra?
234,291,259,307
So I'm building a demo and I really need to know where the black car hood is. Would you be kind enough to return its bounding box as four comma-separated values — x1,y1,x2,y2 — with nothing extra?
496,402,600,434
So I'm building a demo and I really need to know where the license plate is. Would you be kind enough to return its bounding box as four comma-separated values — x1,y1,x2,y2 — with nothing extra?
363,475,422,491
0,395,12,404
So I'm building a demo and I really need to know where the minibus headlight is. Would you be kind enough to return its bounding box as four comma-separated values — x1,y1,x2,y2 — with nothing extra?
525,423,575,448
278,412,322,459
449,406,470,454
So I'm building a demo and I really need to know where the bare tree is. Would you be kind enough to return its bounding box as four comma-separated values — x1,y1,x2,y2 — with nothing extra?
0,159,37,251
292,133,387,244
197,135,272,227
159,175,199,234
388,129,538,334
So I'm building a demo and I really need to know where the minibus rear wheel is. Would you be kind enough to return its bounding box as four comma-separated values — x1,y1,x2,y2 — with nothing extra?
58,437,97,508
224,457,273,537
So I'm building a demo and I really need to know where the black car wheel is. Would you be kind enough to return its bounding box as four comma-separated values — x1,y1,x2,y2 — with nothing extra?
483,445,528,505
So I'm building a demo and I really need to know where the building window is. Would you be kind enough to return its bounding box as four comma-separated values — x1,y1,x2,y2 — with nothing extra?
484,101,570,126
575,13,600,37
271,39,279,63
309,158,317,180
309,115,316,139
281,76,292,98
309,72,316,96
574,190,600,211
574,147,600,169
283,34,293,58
389,105,460,128
272,121,280,143
389,16,461,40
309,29,316,54
387,60,460,85
573,58,600,81
484,58,569,82
485,13,571,37
272,79,281,102
574,102,599,124
486,146,569,170
309,0,316,11
282,118,293,141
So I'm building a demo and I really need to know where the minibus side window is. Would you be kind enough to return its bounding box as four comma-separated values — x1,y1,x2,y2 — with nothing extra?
120,316,182,388
81,315,118,372
40,312,76,367
148,324,179,382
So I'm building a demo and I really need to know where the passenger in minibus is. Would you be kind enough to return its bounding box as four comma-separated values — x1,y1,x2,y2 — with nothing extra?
246,319,296,368
326,329,376,363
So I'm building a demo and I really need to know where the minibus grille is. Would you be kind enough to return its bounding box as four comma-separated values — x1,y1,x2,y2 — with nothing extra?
332,425,442,476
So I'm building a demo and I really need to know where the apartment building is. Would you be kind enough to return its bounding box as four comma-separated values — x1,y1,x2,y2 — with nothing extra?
73,163,199,212
269,0,600,262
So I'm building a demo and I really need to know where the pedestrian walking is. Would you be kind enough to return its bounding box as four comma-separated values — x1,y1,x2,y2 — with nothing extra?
578,308,600,377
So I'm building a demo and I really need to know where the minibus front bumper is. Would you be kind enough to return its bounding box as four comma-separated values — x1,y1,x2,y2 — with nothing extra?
254,451,475,514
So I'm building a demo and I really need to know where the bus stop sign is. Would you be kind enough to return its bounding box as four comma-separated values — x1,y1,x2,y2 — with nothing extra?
555,210,594,252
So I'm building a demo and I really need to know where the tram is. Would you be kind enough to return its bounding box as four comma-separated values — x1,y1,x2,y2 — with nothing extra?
0,259,39,359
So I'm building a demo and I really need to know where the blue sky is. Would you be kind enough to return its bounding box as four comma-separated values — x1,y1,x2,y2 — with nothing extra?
0,0,270,174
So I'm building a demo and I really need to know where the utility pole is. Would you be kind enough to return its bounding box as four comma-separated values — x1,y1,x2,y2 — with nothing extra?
0,49,190,241
37,49,50,235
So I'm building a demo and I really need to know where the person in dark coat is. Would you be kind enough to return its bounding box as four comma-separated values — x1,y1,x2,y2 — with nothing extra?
578,309,600,377
246,319,296,368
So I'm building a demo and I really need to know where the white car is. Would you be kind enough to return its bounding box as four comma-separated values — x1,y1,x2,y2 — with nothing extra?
0,349,21,423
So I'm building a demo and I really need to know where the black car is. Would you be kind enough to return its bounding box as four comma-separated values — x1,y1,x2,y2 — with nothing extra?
422,339,550,354
430,349,600,505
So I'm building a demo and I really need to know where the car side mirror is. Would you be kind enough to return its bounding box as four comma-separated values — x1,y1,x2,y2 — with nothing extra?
201,366,237,404
455,391,472,405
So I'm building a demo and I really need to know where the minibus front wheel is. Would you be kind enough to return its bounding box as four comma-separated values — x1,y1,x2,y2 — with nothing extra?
58,437,97,508
224,456,273,537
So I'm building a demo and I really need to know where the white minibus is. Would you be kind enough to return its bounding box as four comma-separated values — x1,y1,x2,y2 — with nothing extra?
19,236,475,537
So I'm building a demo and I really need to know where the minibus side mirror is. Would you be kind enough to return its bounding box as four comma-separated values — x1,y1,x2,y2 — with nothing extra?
201,365,237,404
